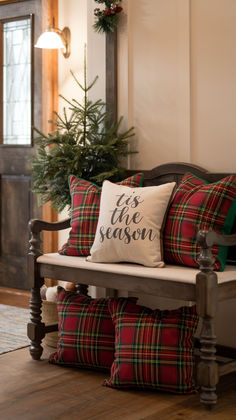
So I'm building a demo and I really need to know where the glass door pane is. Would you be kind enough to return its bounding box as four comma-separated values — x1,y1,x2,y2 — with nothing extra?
3,18,31,145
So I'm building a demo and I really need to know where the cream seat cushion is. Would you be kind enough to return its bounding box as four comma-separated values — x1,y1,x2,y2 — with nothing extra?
37,253,236,285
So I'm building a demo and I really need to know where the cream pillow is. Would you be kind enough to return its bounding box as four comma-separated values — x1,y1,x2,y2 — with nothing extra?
87,180,176,267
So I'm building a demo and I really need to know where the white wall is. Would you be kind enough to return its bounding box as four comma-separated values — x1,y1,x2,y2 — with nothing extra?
57,0,236,345
190,0,236,172
118,0,191,169
58,0,87,110
118,0,236,173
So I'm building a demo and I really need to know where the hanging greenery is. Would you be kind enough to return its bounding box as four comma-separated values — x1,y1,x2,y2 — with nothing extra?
93,1,123,33
30,47,135,213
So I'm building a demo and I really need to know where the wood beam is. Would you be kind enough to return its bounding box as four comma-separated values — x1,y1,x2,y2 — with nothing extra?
41,0,58,256
0,286,30,308
106,31,117,124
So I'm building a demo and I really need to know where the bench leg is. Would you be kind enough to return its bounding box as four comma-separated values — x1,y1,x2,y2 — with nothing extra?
196,270,219,408
27,284,45,360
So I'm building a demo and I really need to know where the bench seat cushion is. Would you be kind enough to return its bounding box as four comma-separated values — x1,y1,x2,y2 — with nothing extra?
37,253,236,285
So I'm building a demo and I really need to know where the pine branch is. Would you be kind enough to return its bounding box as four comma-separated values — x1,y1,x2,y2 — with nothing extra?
31,45,136,212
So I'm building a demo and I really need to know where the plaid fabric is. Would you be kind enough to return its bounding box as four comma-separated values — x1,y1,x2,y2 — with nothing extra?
49,289,115,370
59,173,144,256
104,298,198,394
164,173,236,271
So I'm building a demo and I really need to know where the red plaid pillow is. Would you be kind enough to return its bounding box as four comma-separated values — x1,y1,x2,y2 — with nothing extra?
59,173,144,256
104,298,198,394
164,173,236,271
49,289,115,370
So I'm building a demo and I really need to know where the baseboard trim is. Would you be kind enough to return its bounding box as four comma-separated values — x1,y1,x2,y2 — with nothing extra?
0,286,30,309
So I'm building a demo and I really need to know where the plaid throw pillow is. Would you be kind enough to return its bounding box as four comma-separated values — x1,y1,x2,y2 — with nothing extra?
164,173,236,271
49,289,115,370
104,298,198,394
59,173,144,256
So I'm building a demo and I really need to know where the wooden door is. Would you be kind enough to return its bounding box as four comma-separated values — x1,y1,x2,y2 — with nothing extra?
0,0,44,290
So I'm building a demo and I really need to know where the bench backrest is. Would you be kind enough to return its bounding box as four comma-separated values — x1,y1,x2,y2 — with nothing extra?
128,162,236,265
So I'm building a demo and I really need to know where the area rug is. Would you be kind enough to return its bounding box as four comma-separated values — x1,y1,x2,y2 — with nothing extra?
0,304,30,355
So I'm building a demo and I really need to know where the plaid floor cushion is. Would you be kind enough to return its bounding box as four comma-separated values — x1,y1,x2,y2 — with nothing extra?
104,298,198,394
49,289,115,370
164,173,236,271
59,173,144,256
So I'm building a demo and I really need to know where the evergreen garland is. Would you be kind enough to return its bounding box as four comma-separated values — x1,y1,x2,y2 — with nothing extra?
94,1,123,33
31,48,135,213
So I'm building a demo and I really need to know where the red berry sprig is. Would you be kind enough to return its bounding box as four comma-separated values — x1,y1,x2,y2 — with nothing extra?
94,1,123,33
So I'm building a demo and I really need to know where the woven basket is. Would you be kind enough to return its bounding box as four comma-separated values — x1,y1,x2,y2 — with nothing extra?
41,300,59,348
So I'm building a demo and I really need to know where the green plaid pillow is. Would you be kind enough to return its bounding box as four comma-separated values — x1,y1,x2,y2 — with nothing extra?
164,173,236,271
59,173,144,256
49,289,115,370
104,298,198,394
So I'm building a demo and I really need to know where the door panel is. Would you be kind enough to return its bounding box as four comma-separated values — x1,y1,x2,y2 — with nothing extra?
0,0,43,290
2,175,30,256
0,175,31,289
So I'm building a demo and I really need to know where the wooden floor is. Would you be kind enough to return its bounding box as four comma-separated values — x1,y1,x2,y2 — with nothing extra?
0,345,236,420
1,290,236,419
0,286,30,309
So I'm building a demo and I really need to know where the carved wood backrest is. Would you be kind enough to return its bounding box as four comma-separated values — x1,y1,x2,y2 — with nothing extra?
128,162,236,265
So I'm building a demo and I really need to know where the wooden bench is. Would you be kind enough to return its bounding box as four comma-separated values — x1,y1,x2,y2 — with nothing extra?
27,162,236,409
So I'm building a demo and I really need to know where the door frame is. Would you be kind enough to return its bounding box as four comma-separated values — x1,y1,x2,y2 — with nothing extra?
41,0,58,254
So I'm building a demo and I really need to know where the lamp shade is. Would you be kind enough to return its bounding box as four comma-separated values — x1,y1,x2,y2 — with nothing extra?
35,30,64,49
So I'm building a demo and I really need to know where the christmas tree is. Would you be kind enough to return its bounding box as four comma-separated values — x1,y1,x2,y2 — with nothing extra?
31,47,135,212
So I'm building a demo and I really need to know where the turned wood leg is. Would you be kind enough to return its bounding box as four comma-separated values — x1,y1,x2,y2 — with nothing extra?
196,271,219,408
27,285,45,360
27,219,46,360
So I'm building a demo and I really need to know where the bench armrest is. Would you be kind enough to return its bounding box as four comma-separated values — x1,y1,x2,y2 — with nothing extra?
28,218,71,258
197,229,236,271
28,218,71,234
197,229,236,248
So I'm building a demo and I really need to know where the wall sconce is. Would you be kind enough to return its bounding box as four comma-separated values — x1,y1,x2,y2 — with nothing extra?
35,25,71,58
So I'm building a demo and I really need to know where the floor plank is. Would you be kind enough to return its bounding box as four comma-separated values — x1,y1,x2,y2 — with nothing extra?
0,286,30,309
0,347,235,420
